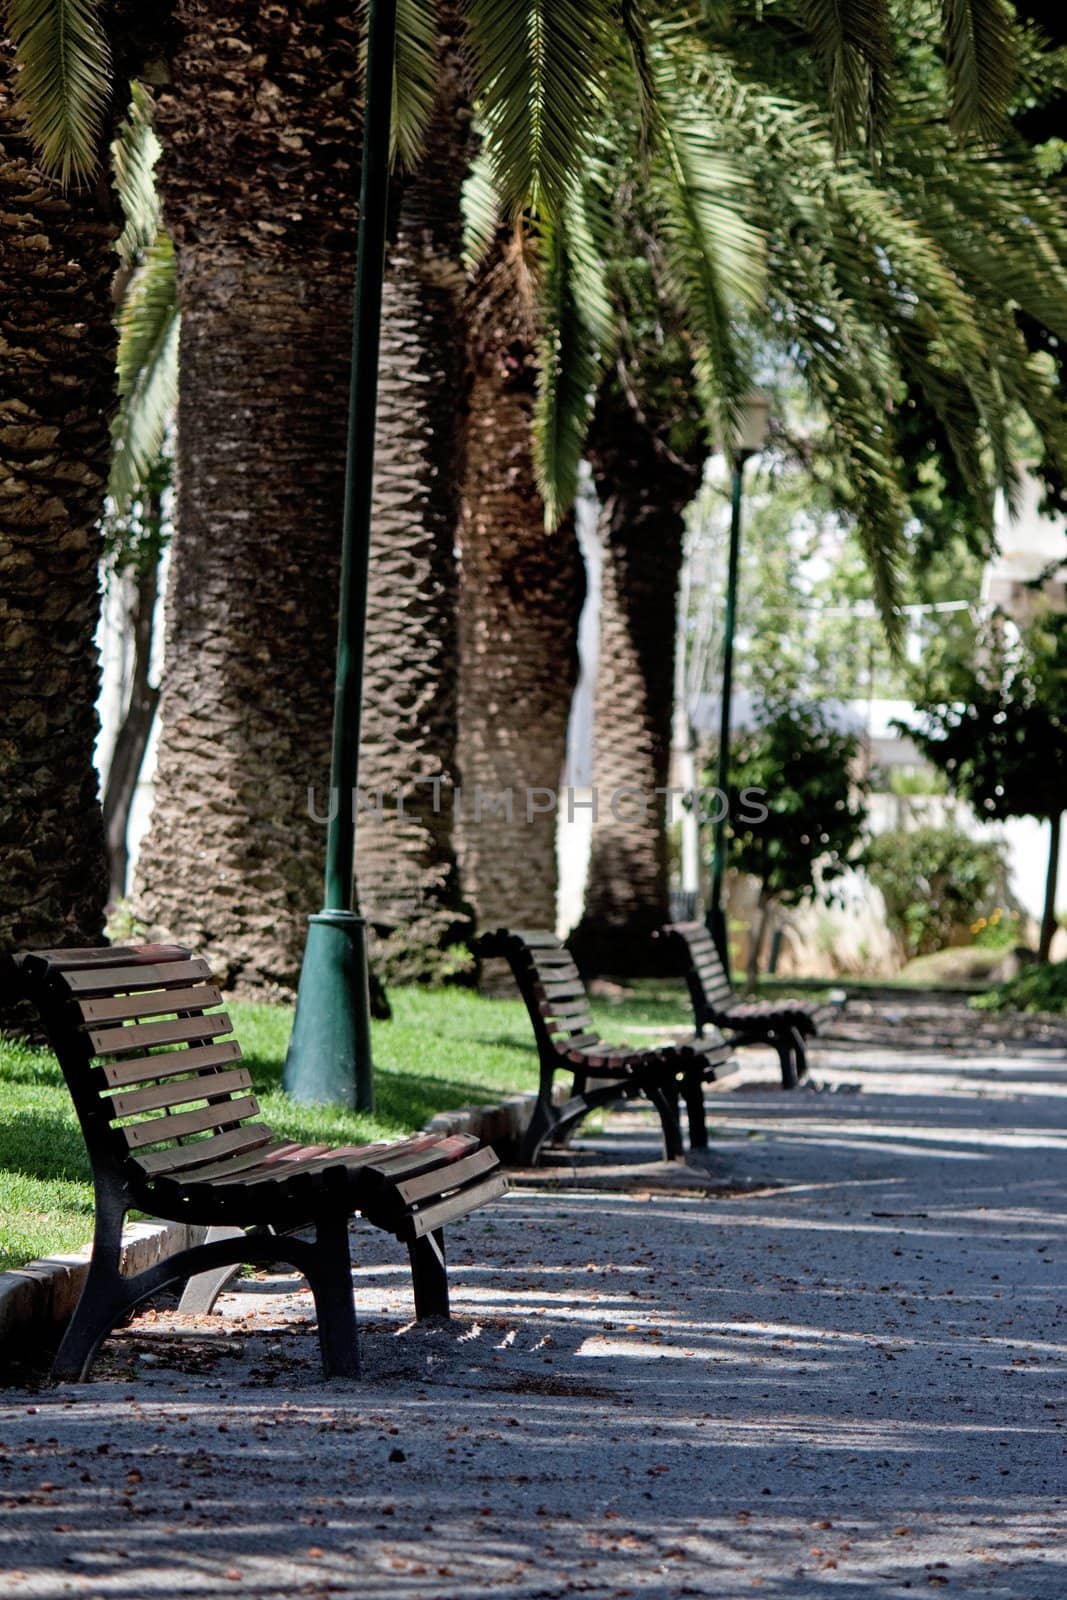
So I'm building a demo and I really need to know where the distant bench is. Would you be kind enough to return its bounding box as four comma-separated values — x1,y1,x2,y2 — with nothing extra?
476,928,737,1164
9,943,507,1381
662,921,844,1087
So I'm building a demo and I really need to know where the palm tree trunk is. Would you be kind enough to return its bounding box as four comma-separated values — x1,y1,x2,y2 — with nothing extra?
133,252,351,991
134,5,354,994
137,4,479,994
103,552,161,904
0,47,116,1004
1039,810,1062,964
458,236,585,954
356,17,473,982
570,392,700,976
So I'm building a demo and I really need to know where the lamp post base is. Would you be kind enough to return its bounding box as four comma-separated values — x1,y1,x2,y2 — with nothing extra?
283,911,375,1111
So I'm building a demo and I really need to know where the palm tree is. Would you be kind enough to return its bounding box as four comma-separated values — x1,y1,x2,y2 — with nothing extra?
569,376,703,976
2,0,1040,996
355,8,474,983
565,15,1067,971
456,233,585,949
0,7,164,1011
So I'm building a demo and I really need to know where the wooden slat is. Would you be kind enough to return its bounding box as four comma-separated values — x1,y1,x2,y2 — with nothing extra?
540,998,594,1022
169,1139,309,1187
109,1067,253,1120
90,1013,233,1056
122,1094,258,1150
363,1134,477,1182
23,943,190,972
78,985,223,1024
532,958,581,981
509,929,562,949
558,1031,602,1052
63,959,212,996
134,1124,274,1177
407,1173,509,1239
101,1039,242,1088
396,1145,498,1206
537,975,584,997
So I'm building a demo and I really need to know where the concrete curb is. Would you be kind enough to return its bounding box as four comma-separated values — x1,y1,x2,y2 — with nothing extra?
0,1221,203,1359
423,1092,538,1157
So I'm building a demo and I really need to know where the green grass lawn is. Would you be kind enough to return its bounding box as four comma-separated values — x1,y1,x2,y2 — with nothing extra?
0,981,697,1273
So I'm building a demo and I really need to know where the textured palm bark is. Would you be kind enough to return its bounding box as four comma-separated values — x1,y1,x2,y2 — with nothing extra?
0,46,116,1009
458,237,584,959
357,21,473,981
135,2,361,993
570,393,700,977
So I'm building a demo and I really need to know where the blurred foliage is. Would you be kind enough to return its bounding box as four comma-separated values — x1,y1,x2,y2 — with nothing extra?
973,959,1067,1013
707,699,868,908
864,823,1014,956
905,609,1067,826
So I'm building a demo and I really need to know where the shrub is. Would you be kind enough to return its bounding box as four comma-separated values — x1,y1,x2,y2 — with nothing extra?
973,961,1067,1014
863,825,1013,958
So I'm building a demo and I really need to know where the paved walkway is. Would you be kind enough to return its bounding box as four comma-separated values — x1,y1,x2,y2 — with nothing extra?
1,1033,1064,1598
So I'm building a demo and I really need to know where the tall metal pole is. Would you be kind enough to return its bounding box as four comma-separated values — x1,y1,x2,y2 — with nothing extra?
707,450,746,979
283,0,398,1109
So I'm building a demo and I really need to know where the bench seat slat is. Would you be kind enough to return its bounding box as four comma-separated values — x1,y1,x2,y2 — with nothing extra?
406,1173,510,1239
78,985,224,1024
90,1013,234,1056
394,1145,500,1207
63,959,213,996
101,1039,243,1088
133,1123,274,1176
363,1133,479,1182
23,944,191,973
203,1142,389,1189
122,1094,259,1150
151,1139,309,1187
109,1066,254,1120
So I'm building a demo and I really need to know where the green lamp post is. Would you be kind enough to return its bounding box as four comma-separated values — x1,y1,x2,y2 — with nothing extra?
706,392,770,980
283,0,399,1109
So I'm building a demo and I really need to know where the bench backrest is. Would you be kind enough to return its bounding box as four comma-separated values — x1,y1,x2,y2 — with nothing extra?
11,945,272,1195
663,922,735,1025
477,929,601,1060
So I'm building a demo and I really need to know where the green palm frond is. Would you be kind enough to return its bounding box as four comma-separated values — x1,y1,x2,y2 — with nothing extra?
797,0,894,148
461,137,504,267
109,233,179,513
3,0,111,182
393,0,439,167
649,70,766,441
534,184,614,524
618,0,657,148
463,0,615,218
111,81,160,265
940,0,1017,139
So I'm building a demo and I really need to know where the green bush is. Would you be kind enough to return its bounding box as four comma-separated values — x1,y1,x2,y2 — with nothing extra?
973,960,1067,1014
864,825,1013,957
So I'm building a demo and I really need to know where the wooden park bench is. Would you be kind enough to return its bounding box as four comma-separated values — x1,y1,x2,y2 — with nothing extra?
8,943,507,1382
476,928,737,1165
661,921,845,1088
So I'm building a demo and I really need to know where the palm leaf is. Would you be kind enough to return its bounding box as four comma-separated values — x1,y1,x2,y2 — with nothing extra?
109,233,179,513
650,69,766,441
463,0,615,218
797,0,894,148
940,0,1017,139
111,81,160,265
461,137,504,267
393,0,439,167
3,0,111,182
534,184,614,523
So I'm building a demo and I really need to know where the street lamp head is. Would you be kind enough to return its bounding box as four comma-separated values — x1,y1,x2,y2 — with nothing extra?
732,392,771,460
